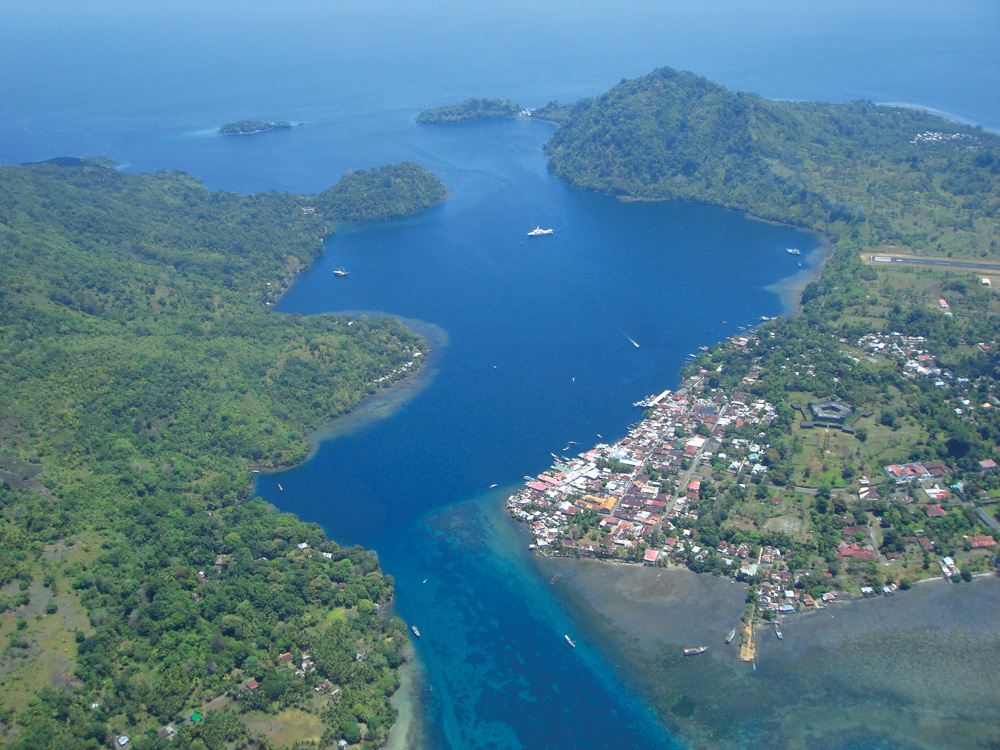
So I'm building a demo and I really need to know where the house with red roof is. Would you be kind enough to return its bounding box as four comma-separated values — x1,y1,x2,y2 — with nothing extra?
968,535,997,549
837,541,878,562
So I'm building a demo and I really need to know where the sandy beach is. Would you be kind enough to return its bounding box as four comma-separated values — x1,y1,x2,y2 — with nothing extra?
766,238,833,316
534,556,1000,750
383,658,433,750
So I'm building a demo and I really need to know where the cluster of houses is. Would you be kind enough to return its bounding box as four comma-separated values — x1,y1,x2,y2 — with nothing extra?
857,332,955,383
757,581,835,614
909,130,970,146
855,333,1000,416
508,322,1000,621
507,349,783,561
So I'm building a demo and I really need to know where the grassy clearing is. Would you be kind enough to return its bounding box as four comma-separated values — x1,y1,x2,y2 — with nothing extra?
241,707,325,747
0,534,99,714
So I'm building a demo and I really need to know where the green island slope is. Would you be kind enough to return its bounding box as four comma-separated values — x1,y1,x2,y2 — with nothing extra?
544,67,1000,240
415,97,521,124
315,162,448,221
219,120,293,135
0,158,445,749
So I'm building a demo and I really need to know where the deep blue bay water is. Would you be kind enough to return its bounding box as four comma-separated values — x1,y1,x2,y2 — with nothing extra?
3,1,999,747
257,119,812,749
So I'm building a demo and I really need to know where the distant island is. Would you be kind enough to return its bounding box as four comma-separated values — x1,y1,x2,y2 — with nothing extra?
416,97,525,124
219,119,293,135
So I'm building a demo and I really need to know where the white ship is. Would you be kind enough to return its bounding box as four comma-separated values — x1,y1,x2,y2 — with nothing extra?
528,226,554,236
786,248,801,256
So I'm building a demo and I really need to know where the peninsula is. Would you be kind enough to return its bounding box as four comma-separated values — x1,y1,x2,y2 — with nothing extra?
504,67,1000,642
219,119,293,135
0,156,447,747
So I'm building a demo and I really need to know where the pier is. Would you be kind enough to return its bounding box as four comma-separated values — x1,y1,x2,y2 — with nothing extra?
739,619,756,663
647,388,672,406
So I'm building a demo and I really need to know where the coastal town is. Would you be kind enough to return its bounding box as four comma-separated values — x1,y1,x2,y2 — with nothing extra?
507,323,1000,655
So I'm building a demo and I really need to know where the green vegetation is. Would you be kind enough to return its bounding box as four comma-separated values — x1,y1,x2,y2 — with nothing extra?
316,161,448,222
0,158,437,747
528,66,1000,593
544,66,1000,254
530,101,575,126
677,249,1000,580
219,120,293,135
416,97,521,124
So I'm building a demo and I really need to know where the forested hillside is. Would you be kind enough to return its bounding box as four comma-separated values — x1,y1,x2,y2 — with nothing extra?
544,67,1000,252
415,97,521,124
316,162,448,221
535,66,1000,597
0,159,437,748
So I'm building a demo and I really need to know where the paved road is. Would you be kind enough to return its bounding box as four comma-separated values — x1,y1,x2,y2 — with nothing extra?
879,550,980,568
870,255,1000,272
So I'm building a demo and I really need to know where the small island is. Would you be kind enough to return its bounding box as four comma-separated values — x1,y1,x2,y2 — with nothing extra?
416,97,525,124
219,119,293,135
316,161,449,221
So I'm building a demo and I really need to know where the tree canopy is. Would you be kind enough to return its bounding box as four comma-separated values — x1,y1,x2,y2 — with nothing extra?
543,66,1000,240
0,158,430,747
218,120,292,135
316,161,448,221
415,97,521,124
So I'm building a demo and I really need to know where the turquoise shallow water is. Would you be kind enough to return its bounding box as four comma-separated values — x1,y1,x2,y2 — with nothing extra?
537,557,1000,749
3,1,999,746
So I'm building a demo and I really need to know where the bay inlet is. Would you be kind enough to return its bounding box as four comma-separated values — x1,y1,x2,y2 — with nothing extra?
3,0,999,746
256,118,825,748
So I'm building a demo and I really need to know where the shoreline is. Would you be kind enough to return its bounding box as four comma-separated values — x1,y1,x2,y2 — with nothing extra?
249,312,446,482
538,557,1000,749
327,187,452,228
766,234,834,316
382,657,431,750
503,231,825,565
